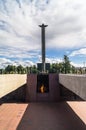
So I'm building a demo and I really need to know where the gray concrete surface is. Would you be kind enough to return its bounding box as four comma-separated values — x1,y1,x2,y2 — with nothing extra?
59,74,86,100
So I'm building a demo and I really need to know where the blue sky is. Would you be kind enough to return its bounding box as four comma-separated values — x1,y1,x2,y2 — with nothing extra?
0,0,86,68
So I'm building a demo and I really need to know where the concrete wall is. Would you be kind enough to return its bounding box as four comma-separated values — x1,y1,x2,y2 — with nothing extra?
1,74,85,102
0,74,26,98
59,74,86,100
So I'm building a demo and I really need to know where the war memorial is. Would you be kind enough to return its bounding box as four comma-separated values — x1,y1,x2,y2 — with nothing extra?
0,24,86,130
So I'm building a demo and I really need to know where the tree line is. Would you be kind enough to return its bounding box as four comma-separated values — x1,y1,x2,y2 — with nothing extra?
0,55,85,74
0,65,37,74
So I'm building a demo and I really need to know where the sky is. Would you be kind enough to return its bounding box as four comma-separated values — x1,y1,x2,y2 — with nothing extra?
0,0,86,68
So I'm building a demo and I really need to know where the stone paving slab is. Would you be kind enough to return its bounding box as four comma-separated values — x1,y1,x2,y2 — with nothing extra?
67,101,86,124
0,102,86,130
0,103,28,130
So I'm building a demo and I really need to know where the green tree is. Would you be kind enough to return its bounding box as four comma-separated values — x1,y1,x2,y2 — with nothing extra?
25,66,30,73
17,65,25,74
0,69,4,74
5,65,17,74
58,62,64,73
71,65,76,74
63,55,71,74
49,63,56,73
5,65,11,74
31,65,38,73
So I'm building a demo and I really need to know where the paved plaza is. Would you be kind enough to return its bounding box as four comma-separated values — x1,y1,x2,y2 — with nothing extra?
0,102,86,130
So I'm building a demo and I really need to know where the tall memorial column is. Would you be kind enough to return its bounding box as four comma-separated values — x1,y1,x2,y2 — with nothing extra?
39,23,48,72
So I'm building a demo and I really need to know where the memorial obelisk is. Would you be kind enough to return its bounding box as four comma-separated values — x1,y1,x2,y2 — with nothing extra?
39,23,48,72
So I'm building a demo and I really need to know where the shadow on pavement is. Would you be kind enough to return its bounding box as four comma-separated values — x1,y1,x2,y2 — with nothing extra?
17,102,86,130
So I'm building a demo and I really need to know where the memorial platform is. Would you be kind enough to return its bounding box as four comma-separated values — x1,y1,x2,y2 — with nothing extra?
0,102,86,130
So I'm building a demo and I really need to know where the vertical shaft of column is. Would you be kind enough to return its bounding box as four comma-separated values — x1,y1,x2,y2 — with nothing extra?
42,26,45,72
39,24,48,72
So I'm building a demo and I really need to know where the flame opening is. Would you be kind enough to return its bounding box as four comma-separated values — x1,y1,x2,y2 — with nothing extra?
40,84,45,93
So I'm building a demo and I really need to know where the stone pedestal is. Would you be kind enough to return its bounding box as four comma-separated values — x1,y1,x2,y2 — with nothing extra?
26,73,60,102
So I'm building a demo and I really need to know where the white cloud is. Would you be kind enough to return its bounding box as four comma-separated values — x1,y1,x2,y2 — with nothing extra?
1,0,86,66
13,60,34,67
69,48,86,57
0,58,13,68
38,55,62,64
46,57,62,64
0,46,40,59
71,62,83,67
0,57,34,68
0,0,86,50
